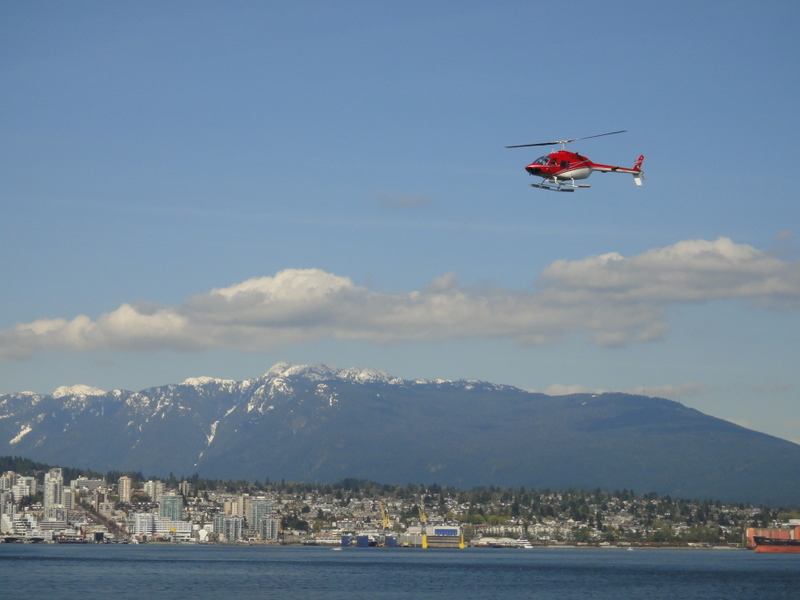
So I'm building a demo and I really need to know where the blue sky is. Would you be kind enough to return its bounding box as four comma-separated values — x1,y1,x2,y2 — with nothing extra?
3,1,799,443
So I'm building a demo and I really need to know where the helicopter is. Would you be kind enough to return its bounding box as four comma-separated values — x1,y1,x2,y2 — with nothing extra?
506,130,644,192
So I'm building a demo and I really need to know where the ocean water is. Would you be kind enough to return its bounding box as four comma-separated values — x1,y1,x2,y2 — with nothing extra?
2,544,799,600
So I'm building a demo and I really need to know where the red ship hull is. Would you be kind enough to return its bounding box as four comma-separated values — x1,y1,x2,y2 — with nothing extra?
753,536,800,554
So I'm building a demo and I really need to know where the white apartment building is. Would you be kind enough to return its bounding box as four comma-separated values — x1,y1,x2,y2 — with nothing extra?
43,468,63,510
118,476,132,504
144,480,165,503
130,512,192,542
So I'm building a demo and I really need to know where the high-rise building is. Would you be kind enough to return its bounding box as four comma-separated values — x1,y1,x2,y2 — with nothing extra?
43,468,63,510
11,477,34,503
213,515,244,542
118,476,132,504
240,495,250,522
144,480,164,503
62,488,75,509
159,493,183,522
0,490,14,517
248,497,272,531
260,517,280,541
0,471,15,491
131,512,155,535
223,499,235,516
178,480,193,497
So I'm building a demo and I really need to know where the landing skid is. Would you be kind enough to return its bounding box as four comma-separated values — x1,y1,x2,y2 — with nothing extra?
530,179,591,192
531,183,574,192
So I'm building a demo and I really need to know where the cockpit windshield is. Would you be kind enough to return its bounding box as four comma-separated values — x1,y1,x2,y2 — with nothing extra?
532,156,549,166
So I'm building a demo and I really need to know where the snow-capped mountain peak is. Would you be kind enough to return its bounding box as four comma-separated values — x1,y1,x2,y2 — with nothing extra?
52,384,106,398
264,362,340,381
338,366,400,384
263,362,400,384
264,361,341,379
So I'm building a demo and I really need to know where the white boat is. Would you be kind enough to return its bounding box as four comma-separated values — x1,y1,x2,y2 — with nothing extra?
516,535,534,549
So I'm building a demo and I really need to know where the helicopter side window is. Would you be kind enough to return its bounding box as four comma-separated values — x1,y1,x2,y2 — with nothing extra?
560,160,570,168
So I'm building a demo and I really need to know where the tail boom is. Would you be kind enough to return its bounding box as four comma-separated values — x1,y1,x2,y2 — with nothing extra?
590,155,645,185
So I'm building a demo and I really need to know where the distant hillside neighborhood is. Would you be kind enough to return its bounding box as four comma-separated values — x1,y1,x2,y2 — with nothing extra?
3,459,797,547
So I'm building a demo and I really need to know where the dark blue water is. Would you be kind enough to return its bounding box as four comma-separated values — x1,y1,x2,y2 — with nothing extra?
2,545,799,599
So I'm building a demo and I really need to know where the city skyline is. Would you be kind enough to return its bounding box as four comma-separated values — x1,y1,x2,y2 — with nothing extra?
1,465,784,547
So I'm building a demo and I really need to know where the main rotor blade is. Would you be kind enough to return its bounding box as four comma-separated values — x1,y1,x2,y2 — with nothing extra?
573,130,627,142
505,130,627,148
505,141,563,148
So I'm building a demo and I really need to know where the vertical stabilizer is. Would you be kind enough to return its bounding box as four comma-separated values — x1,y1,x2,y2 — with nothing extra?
632,155,644,185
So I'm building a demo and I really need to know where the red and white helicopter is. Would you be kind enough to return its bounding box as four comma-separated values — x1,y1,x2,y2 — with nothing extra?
506,130,644,192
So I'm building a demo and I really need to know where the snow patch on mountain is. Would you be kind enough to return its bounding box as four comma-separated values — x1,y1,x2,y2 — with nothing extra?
264,362,402,385
413,378,454,385
206,420,220,447
181,376,236,387
265,362,342,381
263,362,500,388
338,366,401,384
9,425,32,445
52,385,106,398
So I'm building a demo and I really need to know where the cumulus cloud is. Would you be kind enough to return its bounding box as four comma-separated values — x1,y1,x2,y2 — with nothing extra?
2,237,799,361
540,237,800,308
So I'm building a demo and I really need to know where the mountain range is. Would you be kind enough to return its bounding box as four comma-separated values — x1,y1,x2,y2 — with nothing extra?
2,362,798,506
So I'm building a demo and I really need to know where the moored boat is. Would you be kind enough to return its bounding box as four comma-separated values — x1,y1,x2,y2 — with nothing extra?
515,535,534,549
753,536,800,554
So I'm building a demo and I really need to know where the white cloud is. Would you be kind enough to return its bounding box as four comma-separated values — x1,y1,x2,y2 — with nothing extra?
541,384,595,396
623,382,714,399
540,237,800,307
535,381,712,399
2,237,799,361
